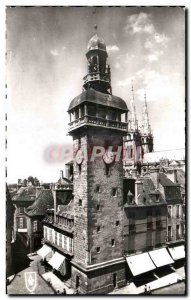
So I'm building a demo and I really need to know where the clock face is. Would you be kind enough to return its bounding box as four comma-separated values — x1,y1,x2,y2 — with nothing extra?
103,150,115,164
76,149,84,165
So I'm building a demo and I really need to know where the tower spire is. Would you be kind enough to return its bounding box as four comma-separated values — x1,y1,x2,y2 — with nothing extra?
129,80,138,131
142,90,151,134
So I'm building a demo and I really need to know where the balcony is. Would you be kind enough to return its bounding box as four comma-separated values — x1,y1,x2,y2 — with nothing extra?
68,115,127,133
83,72,110,85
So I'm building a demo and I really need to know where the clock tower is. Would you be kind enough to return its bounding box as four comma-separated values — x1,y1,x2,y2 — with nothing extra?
67,28,128,294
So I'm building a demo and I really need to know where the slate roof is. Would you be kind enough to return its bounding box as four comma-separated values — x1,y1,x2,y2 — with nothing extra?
26,189,54,217
57,200,74,219
57,177,72,185
159,173,180,187
87,33,106,52
177,169,185,187
12,186,36,202
142,178,164,204
68,88,128,112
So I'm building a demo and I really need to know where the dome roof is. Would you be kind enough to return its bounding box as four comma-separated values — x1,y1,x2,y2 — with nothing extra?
87,33,106,52
68,88,128,112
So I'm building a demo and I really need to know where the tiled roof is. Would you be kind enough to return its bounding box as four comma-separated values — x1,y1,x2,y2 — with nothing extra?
26,189,54,216
159,173,180,187
12,186,36,202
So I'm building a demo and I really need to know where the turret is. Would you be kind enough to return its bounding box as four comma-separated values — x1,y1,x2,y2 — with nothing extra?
83,25,112,94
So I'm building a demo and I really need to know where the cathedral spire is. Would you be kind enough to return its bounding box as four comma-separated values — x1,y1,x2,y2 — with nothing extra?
142,90,151,134
129,80,138,131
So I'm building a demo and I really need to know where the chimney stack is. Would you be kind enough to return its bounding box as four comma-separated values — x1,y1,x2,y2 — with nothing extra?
135,179,144,205
173,169,177,183
60,170,64,179
149,167,159,189
53,189,57,223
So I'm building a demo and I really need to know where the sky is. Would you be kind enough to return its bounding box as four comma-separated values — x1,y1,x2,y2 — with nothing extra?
6,6,185,183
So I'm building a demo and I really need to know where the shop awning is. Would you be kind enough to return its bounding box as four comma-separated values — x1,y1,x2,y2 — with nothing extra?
48,251,65,271
149,248,174,268
37,244,52,260
126,252,156,276
168,245,185,261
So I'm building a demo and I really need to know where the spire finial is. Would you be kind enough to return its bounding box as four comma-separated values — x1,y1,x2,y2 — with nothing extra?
131,80,134,92
144,89,147,107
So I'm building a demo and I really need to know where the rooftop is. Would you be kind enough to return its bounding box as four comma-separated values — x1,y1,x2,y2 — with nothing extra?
159,173,180,187
68,88,128,112
87,33,106,52
12,186,36,202
25,189,54,217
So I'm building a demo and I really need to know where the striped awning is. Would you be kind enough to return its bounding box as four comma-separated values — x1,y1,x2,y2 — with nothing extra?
149,248,174,267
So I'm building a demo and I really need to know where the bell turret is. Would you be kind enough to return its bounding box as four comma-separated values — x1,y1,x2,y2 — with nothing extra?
83,25,112,94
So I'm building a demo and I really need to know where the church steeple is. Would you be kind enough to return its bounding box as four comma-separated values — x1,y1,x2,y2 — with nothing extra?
129,81,138,131
83,25,112,94
142,91,151,135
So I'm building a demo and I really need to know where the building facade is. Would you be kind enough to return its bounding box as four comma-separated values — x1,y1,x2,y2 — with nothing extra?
12,185,37,246
37,29,185,294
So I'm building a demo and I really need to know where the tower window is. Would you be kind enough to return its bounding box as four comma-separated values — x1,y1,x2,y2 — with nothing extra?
79,199,82,206
111,239,115,247
96,185,100,193
97,226,101,233
96,247,100,253
78,164,81,174
116,221,119,226
78,138,81,148
76,276,80,288
106,165,110,176
19,218,24,228
112,188,117,197
97,204,100,211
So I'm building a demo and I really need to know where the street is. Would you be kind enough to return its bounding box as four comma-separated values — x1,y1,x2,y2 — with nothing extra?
152,281,185,295
7,254,55,295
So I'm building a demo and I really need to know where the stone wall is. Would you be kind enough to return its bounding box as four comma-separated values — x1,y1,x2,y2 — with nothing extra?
70,261,126,294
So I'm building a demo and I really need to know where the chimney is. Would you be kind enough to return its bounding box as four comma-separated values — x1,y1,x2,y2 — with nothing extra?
173,169,177,183
60,170,64,179
65,165,70,180
53,189,57,223
135,179,144,205
150,167,159,189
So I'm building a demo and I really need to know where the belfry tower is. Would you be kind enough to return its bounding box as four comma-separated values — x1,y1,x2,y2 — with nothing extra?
67,27,128,294
83,25,112,95
141,91,154,154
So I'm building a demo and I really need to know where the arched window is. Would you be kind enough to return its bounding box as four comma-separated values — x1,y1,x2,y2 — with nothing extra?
92,56,98,72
